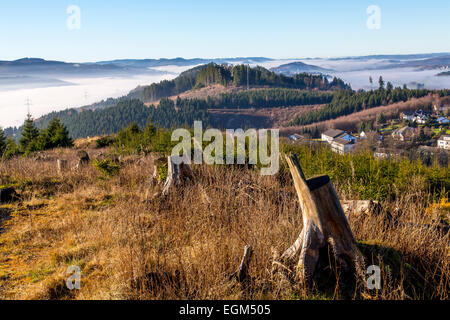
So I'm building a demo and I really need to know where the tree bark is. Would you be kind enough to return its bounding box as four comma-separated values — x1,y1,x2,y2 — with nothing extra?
161,156,194,196
57,159,68,175
280,153,364,284
229,245,253,283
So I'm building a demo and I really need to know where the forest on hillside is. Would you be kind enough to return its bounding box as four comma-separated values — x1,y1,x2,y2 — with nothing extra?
34,98,210,139
289,81,450,126
142,63,350,102
206,88,334,109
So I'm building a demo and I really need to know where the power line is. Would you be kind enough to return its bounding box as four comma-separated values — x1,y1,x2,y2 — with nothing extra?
25,98,32,116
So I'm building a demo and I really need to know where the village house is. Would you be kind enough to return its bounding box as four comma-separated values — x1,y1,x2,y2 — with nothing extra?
330,138,355,155
289,134,304,142
374,148,389,159
437,135,450,150
392,126,415,141
414,114,428,124
321,129,357,154
401,111,414,121
321,129,345,143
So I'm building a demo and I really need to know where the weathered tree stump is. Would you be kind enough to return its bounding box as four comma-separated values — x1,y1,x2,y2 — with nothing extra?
161,156,195,196
150,156,210,204
57,159,68,175
280,153,364,285
229,245,253,283
73,150,90,171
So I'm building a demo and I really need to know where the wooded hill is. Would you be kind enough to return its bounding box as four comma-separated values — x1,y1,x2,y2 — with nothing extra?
35,98,209,139
289,84,450,126
9,65,450,141
141,63,350,102
6,64,348,139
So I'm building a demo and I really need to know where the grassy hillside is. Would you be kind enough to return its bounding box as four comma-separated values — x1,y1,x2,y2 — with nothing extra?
0,142,448,300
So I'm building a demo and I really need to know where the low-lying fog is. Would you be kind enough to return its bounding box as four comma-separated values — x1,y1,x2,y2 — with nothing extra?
1,59,450,129
256,59,450,91
0,73,176,128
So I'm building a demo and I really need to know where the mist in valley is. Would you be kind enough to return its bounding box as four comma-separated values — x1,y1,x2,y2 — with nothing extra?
2,56,450,129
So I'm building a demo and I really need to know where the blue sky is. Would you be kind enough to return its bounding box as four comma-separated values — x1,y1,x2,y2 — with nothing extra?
1,0,449,62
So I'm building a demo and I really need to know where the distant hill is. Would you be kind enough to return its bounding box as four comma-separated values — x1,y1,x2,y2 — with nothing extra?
328,53,450,61
141,63,350,102
437,71,450,76
398,55,450,70
95,57,273,68
0,58,165,77
271,61,331,76
0,57,275,81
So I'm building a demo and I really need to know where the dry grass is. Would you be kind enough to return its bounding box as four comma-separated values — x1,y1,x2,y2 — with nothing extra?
0,148,448,300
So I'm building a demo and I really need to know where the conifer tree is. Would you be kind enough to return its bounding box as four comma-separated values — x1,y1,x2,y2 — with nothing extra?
378,112,386,124
0,127,6,157
46,118,73,148
19,114,39,154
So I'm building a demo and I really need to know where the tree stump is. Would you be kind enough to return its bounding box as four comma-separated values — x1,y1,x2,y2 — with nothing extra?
280,153,364,284
57,159,68,175
161,156,194,196
73,150,90,171
229,245,253,283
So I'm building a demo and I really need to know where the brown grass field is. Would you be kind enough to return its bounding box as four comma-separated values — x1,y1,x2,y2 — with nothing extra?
0,147,448,300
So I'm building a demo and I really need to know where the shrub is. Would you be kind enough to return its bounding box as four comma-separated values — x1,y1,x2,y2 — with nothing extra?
96,136,116,149
93,159,121,178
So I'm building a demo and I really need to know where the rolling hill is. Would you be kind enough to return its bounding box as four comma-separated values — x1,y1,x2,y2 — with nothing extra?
271,61,331,75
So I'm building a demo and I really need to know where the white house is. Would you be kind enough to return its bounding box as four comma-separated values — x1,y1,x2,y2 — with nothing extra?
322,129,357,154
321,129,345,143
289,134,303,142
392,126,415,141
331,138,355,155
437,135,450,150
401,112,414,121
414,114,428,124
374,149,390,159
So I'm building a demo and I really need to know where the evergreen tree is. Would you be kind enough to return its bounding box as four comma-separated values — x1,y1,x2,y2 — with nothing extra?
4,138,19,159
386,82,394,92
378,112,386,124
45,118,73,148
359,122,366,133
378,76,385,90
19,114,39,154
0,127,6,157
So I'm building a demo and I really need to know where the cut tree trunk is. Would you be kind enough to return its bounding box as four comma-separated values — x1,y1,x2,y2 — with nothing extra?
229,245,253,283
73,151,90,171
161,156,195,196
280,153,364,284
57,159,68,175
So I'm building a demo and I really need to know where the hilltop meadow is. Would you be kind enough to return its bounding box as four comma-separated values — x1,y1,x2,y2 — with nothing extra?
0,127,448,300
